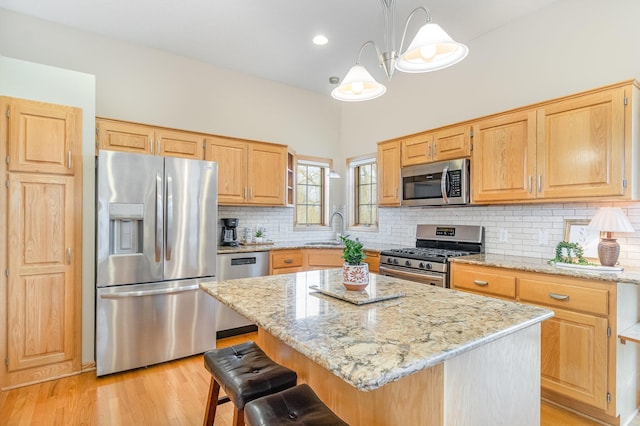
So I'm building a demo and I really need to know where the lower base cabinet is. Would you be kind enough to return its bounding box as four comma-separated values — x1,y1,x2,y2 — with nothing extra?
270,248,343,275
450,263,626,425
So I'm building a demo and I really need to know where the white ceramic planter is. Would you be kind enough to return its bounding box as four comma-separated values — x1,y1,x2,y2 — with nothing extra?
342,263,369,291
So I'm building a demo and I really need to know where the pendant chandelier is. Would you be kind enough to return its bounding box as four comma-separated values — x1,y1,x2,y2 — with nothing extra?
331,0,468,102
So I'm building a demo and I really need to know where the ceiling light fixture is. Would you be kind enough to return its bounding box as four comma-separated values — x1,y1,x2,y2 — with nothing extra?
331,0,468,102
313,35,329,46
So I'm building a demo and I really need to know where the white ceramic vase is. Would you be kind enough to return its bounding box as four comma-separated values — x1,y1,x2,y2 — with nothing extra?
342,263,369,291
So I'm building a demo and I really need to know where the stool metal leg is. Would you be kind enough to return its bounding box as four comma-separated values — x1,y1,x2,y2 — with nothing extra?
203,377,221,426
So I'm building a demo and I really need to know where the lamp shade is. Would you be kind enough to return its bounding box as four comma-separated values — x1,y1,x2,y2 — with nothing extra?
587,207,635,232
330,65,386,102
395,22,468,73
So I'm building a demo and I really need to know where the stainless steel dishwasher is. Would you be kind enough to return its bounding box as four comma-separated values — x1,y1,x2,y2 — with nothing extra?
216,251,269,338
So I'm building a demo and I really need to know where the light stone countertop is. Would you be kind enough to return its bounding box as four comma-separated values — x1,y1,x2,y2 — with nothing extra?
216,241,404,254
200,269,552,391
449,254,640,285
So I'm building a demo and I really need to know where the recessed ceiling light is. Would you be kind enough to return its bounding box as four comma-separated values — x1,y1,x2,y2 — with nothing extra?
313,35,328,46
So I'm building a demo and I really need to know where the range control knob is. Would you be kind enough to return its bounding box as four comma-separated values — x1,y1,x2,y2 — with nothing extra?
405,260,411,267
386,257,393,264
419,262,425,269
393,258,399,265
425,263,433,270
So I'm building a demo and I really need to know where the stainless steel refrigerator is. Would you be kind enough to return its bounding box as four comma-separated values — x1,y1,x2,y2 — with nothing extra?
96,150,218,376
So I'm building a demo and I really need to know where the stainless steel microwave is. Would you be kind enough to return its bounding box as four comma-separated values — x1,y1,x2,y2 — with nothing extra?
401,158,470,206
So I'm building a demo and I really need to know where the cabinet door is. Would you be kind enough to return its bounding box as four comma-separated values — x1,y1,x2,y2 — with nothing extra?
247,143,286,205
306,249,343,270
433,124,471,161
472,109,537,202
540,308,608,410
97,119,154,155
205,137,248,205
537,87,626,199
156,129,205,160
377,140,401,206
7,174,80,376
401,133,432,166
8,98,79,175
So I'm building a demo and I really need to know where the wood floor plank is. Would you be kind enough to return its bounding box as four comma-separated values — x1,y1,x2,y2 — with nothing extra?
0,331,636,425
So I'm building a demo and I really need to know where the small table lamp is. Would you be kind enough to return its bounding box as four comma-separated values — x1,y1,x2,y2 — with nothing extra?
587,207,635,267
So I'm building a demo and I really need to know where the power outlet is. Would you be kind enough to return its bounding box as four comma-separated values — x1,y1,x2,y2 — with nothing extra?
499,228,508,242
538,230,548,246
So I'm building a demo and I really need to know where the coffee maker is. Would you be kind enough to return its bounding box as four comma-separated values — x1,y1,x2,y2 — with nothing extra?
220,218,240,247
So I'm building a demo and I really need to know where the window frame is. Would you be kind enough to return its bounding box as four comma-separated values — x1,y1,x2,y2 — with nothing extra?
347,153,379,231
294,155,333,229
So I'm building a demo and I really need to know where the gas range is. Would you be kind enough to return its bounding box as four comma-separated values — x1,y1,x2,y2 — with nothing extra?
379,224,484,287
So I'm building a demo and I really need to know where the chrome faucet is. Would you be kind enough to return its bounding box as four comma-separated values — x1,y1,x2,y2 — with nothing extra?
329,211,345,242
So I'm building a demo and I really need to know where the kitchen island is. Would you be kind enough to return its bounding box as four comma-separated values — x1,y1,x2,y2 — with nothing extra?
200,269,553,425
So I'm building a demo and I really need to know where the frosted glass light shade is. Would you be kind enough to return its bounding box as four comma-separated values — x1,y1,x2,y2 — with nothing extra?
395,23,468,73
331,65,386,102
587,207,634,233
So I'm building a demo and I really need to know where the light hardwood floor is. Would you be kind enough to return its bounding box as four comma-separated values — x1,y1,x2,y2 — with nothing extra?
0,332,637,425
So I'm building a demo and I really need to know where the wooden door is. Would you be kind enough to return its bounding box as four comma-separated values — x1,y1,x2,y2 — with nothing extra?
377,140,401,206
540,308,608,410
537,87,626,199
247,142,286,205
156,129,205,160
97,119,154,155
401,133,432,166
6,173,81,380
471,109,537,202
205,137,248,204
7,98,79,175
433,124,471,161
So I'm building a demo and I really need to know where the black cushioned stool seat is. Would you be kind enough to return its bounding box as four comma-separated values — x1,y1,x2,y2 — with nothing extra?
203,341,297,426
244,384,348,426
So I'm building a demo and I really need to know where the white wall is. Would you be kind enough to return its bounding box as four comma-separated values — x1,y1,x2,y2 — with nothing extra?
0,56,96,364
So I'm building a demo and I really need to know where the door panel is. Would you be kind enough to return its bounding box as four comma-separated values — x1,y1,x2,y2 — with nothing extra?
8,98,78,175
163,157,217,280
96,151,164,286
248,143,286,205
97,119,154,155
7,174,75,371
205,137,247,204
157,129,204,160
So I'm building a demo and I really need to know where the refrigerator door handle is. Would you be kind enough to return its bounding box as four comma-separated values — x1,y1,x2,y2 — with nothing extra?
166,175,173,261
155,173,163,262
100,284,200,299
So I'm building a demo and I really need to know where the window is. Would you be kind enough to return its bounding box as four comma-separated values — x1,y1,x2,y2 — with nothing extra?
295,156,332,226
348,155,378,228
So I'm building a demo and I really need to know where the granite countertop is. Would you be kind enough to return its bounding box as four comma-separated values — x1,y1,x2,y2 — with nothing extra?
449,254,640,285
200,269,552,391
217,241,404,254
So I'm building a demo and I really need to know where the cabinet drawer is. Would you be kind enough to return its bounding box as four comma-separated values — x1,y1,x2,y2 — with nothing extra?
363,250,380,273
519,279,608,316
306,249,343,268
451,267,516,299
271,250,304,269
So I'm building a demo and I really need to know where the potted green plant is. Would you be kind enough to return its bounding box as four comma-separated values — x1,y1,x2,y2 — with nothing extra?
255,228,264,243
339,235,369,290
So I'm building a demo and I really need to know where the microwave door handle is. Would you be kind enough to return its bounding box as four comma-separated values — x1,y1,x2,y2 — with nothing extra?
441,165,450,204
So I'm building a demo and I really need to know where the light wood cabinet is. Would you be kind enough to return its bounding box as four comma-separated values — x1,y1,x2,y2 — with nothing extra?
270,249,304,275
450,262,618,423
96,118,205,160
305,249,343,270
363,250,380,273
401,125,471,167
472,110,537,202
472,82,637,203
1,97,82,389
377,140,401,206
205,136,287,206
7,98,79,175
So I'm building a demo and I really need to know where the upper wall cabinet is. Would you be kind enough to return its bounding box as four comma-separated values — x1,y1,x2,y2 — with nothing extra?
205,136,287,206
472,81,639,203
96,118,205,160
377,139,402,206
401,124,471,166
7,98,79,175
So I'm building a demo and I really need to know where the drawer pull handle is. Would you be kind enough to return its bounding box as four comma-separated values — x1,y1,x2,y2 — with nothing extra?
284,259,294,264
473,280,489,286
549,293,570,301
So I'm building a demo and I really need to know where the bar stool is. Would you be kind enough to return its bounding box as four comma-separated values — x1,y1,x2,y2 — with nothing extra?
203,341,297,426
244,384,348,426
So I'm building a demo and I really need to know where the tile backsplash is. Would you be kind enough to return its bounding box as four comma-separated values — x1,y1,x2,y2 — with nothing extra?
219,202,640,266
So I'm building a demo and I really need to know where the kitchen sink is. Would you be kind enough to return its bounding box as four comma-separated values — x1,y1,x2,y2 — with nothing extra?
304,241,342,246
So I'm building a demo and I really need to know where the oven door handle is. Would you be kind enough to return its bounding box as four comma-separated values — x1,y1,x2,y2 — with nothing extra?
441,165,450,204
380,266,444,282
